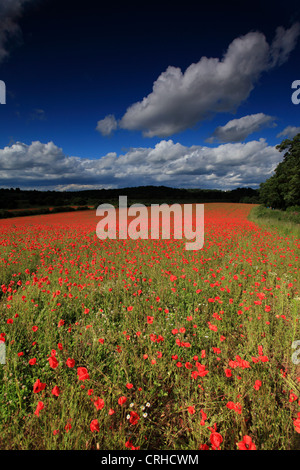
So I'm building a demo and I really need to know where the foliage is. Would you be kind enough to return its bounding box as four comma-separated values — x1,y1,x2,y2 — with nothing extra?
259,133,300,209
0,186,259,217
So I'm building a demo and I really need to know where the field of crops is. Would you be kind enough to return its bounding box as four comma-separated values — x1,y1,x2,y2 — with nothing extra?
0,203,299,450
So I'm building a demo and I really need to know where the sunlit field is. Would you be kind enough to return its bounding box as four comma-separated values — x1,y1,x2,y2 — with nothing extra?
0,203,299,450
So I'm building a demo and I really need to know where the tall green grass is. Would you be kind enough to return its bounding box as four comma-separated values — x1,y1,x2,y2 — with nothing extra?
249,205,300,239
0,211,299,450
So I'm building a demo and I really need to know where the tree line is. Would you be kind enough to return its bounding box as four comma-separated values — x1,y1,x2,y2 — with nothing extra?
259,133,300,211
0,185,260,219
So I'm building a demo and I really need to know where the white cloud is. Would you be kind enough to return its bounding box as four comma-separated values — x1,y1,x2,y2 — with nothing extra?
96,114,118,136
98,24,299,138
0,138,282,190
206,113,277,143
276,125,300,139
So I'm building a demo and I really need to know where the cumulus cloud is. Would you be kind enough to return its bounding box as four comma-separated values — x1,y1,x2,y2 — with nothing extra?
206,113,277,143
96,114,118,136
0,138,282,190
98,24,300,138
0,0,34,64
276,125,300,139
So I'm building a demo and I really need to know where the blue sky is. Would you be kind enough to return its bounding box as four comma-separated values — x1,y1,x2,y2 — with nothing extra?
0,0,299,191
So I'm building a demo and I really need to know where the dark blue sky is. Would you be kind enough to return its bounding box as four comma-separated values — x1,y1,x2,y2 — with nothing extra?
0,0,299,190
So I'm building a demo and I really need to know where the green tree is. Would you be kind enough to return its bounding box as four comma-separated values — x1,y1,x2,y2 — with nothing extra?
259,133,300,209
259,175,283,208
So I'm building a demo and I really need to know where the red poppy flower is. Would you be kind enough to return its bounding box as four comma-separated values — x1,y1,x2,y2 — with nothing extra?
289,391,298,402
33,378,46,393
187,406,195,415
48,355,58,369
125,439,140,449
199,444,209,450
34,401,44,417
237,435,256,450
65,422,72,432
129,410,140,425
94,397,105,410
52,386,60,397
90,419,100,432
77,367,90,380
254,380,262,390
200,409,207,426
293,413,300,433
66,358,75,368
226,401,242,414
210,432,223,449
118,396,127,405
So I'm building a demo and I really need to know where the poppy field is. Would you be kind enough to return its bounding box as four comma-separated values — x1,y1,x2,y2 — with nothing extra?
0,202,299,450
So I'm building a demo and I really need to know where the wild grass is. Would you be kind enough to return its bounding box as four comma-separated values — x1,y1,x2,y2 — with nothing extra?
0,203,299,450
248,205,300,239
